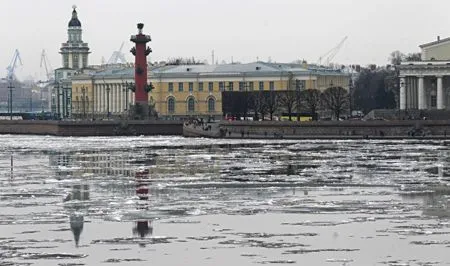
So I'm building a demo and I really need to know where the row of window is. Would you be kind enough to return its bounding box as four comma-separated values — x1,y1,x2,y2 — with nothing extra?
167,97,215,113
167,81,278,92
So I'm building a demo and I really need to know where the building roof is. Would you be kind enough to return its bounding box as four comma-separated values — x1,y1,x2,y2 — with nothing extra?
87,62,348,80
68,7,81,27
419,36,450,48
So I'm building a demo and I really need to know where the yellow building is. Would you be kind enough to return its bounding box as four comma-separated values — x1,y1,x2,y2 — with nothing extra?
70,62,350,119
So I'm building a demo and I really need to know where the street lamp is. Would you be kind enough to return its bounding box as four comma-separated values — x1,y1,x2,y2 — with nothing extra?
81,87,86,119
55,81,61,119
7,81,14,120
121,79,135,113
348,79,353,116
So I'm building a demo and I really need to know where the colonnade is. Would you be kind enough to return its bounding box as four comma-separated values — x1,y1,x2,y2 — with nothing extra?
93,83,135,115
399,75,447,110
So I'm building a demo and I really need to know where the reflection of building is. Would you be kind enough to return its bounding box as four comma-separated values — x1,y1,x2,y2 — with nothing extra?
399,36,450,110
64,184,90,247
71,62,350,119
49,152,134,178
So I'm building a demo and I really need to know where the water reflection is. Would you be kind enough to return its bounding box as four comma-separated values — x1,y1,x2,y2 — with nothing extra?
49,152,137,178
64,184,89,247
401,185,450,218
132,167,153,244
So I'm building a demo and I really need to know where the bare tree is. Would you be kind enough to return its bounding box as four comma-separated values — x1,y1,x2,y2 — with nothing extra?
321,86,349,120
279,90,297,121
301,89,321,120
167,57,204,65
250,91,267,120
265,90,279,120
389,50,405,66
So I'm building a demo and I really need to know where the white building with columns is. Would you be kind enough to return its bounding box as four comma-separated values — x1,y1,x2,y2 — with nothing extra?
399,36,450,111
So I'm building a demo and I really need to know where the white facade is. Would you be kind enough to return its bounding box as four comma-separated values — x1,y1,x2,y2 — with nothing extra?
398,37,450,111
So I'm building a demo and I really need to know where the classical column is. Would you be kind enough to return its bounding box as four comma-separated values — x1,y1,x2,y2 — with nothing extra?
119,84,123,112
437,76,444,109
400,77,406,110
418,76,426,110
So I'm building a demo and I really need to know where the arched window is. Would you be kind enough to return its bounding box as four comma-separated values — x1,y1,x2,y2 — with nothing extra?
208,98,215,112
168,97,175,114
187,97,195,113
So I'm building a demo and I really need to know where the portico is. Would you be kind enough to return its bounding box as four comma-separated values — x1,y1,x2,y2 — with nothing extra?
399,62,450,110
398,36,450,111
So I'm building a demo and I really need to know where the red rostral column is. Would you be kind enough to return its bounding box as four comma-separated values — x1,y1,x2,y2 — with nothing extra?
130,23,152,105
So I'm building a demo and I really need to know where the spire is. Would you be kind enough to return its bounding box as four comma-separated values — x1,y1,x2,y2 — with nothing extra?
68,5,82,27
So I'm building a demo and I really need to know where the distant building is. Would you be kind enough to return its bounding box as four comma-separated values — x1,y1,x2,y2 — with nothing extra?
51,6,92,119
399,36,450,111
70,62,350,119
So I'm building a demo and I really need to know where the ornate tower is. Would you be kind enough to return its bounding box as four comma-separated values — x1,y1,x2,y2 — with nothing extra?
130,23,152,105
60,5,90,70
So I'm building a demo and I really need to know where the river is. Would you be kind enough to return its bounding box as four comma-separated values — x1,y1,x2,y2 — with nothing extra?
0,135,449,265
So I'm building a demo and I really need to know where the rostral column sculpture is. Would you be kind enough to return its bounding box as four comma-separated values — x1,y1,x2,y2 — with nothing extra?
130,23,152,112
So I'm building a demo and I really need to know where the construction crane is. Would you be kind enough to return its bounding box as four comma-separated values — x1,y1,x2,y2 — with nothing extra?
317,36,348,66
40,49,54,81
107,42,127,64
6,49,22,81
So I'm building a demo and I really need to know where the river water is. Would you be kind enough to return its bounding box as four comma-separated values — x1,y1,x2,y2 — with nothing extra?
0,135,449,266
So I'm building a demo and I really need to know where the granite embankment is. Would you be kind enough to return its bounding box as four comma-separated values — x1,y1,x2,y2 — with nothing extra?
218,120,450,139
2,119,450,139
0,120,183,136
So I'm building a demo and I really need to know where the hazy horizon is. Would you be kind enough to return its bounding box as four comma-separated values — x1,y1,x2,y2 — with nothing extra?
1,0,449,81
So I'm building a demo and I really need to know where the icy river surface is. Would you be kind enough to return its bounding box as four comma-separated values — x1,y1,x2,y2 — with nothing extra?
0,135,449,266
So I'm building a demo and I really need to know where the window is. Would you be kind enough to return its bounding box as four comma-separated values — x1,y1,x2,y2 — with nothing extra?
198,82,203,92
187,97,195,112
73,54,79,69
208,82,214,92
82,55,88,68
189,82,193,92
269,81,275,91
249,82,254,91
431,95,437,108
208,98,215,112
168,97,175,113
228,82,234,91
168,82,174,92
63,55,69,68
178,82,184,92
239,82,245,91
219,82,225,91
259,81,264,91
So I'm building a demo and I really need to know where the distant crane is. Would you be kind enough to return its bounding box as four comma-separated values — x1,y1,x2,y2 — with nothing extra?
107,42,127,64
40,49,54,82
6,49,22,81
317,36,348,66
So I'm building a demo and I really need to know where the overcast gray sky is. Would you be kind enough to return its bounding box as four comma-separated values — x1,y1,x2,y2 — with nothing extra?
1,0,449,80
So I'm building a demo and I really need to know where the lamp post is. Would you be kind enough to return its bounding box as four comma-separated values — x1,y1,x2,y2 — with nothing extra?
349,79,353,117
81,87,86,119
7,81,14,120
56,82,61,119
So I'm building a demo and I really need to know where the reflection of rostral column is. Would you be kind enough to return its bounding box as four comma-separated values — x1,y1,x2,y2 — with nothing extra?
130,23,152,106
133,167,152,239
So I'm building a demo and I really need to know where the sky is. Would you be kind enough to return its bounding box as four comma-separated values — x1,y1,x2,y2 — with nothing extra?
1,0,449,81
